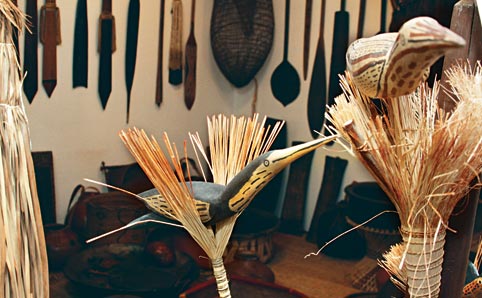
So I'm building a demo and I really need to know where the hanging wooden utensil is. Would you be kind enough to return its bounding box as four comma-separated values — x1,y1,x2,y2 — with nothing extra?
125,0,140,123
23,0,39,103
168,0,183,85
356,0,366,38
270,0,300,106
303,0,312,80
184,0,196,110
97,0,116,109
73,0,88,88
40,0,61,97
379,0,387,34
326,0,349,136
306,0,326,139
155,0,165,106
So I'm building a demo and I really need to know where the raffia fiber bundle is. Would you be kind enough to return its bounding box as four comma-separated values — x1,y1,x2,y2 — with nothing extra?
325,63,482,298
119,114,283,298
0,1,49,296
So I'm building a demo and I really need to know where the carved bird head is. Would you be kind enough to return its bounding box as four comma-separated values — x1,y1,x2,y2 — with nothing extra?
396,17,466,52
218,135,338,218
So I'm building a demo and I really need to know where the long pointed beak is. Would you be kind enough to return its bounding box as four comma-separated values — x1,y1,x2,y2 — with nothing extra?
440,27,466,49
268,135,338,169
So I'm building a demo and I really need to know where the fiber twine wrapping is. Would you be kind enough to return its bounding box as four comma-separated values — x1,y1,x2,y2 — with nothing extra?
325,63,482,297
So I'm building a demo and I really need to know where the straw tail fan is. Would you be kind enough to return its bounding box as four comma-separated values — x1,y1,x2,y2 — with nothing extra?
87,135,337,242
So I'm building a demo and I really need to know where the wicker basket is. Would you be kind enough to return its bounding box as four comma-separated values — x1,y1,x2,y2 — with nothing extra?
84,192,148,246
210,0,274,87
224,208,279,263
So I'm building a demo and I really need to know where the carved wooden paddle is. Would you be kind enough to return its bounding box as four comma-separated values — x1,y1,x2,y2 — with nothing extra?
325,0,349,142
184,0,196,110
168,0,183,85
155,0,165,106
303,0,312,80
125,0,140,123
306,0,327,139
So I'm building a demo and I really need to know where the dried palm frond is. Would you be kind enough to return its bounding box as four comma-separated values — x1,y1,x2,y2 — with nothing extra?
120,113,284,298
326,63,482,297
0,1,49,297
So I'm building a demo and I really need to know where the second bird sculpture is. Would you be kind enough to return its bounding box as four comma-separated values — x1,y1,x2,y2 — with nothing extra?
346,17,465,99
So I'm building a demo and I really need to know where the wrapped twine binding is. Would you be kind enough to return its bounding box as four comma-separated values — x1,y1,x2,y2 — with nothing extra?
401,229,445,298
210,0,273,87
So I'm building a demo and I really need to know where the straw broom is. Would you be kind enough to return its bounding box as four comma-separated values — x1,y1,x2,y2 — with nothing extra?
325,63,482,298
119,113,283,298
0,1,49,297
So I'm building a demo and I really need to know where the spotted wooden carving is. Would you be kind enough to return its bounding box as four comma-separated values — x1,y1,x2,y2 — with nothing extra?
346,17,465,98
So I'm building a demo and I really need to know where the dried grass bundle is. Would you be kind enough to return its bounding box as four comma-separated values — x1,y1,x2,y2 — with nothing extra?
325,63,482,298
119,114,283,298
0,1,49,297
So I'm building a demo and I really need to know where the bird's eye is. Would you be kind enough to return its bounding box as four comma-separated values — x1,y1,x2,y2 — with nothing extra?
263,160,269,167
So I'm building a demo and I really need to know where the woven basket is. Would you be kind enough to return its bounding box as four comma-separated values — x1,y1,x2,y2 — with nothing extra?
85,192,148,246
210,0,274,87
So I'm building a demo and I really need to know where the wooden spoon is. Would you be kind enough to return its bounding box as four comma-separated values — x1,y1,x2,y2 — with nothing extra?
270,0,300,106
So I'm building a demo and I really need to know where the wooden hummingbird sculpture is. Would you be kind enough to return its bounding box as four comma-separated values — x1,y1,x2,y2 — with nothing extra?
346,16,465,99
138,135,337,225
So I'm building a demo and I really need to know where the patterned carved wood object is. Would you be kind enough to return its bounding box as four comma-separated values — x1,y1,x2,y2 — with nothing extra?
346,16,465,99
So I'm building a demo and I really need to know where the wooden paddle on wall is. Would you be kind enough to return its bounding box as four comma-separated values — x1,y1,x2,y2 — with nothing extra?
328,0,349,104
303,0,312,81
125,0,140,123
155,0,165,106
168,0,183,85
184,0,196,110
306,0,327,139
326,0,349,135
357,0,366,38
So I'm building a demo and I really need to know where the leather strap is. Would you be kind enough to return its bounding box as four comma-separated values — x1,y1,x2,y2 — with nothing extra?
98,0,115,109
125,0,140,123
73,0,88,88
23,0,38,103
155,0,165,106
39,0,61,97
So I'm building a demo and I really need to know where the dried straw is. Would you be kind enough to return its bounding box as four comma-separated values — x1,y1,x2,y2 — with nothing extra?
120,113,283,298
325,63,482,297
0,1,49,296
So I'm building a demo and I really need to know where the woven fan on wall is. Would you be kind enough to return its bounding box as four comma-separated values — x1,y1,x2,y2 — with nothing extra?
210,0,274,87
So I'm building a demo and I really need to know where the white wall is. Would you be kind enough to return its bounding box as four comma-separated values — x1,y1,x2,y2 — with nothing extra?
18,0,391,229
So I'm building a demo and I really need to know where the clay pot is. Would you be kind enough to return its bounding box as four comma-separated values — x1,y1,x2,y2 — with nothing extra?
44,223,82,271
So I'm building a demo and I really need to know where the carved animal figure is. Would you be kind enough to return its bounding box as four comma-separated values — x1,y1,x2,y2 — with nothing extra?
346,17,465,98
139,135,336,225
